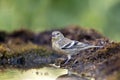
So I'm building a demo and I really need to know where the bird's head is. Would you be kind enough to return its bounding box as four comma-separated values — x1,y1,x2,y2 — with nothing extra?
52,31,64,41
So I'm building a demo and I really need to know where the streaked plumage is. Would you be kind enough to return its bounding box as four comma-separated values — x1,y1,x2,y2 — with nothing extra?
52,31,103,64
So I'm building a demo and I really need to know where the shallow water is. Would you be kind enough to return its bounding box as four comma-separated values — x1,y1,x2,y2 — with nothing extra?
0,67,67,80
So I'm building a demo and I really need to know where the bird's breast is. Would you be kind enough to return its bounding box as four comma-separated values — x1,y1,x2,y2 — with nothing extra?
52,42,68,54
52,42,60,50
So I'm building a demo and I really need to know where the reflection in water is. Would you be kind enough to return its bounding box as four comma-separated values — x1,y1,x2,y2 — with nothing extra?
0,67,67,80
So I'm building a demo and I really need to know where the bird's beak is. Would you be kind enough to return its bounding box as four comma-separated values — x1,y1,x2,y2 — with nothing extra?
52,34,55,37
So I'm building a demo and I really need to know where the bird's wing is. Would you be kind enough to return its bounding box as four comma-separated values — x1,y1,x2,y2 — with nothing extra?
60,40,88,49
75,41,90,48
60,40,76,49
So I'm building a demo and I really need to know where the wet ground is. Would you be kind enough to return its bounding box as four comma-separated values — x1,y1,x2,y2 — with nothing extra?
0,25,120,80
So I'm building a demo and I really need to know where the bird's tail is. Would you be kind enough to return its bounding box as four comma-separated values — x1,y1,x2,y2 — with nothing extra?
79,45,103,50
88,45,103,48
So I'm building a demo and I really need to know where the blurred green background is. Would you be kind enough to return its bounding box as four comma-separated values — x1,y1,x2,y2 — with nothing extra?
0,0,120,41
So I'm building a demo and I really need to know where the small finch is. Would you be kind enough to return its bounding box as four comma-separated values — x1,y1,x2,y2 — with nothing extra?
52,31,103,64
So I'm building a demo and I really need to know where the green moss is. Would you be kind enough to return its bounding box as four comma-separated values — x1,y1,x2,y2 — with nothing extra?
21,47,53,57
0,42,54,59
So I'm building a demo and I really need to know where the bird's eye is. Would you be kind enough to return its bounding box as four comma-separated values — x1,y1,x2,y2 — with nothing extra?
56,33,60,35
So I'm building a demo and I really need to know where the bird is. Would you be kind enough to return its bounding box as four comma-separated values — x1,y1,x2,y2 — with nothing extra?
52,31,103,64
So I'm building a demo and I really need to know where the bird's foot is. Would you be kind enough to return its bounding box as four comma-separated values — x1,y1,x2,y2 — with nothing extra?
49,64,60,69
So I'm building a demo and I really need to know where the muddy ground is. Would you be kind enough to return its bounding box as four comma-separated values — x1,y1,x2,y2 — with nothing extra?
0,25,120,80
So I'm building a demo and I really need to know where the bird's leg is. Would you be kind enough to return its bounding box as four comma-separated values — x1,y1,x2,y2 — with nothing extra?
64,55,71,64
73,59,78,64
